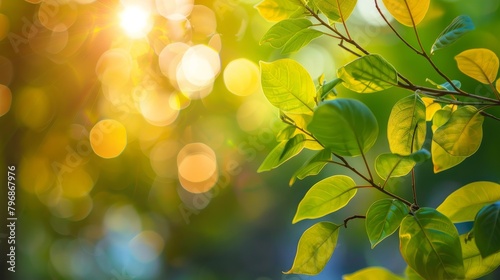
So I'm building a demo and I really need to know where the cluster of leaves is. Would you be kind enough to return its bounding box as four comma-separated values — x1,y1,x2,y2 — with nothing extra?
255,0,500,279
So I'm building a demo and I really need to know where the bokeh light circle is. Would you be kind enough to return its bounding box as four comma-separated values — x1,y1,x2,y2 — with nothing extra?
223,58,260,96
139,91,179,126
129,231,165,262
90,119,127,159
0,13,9,41
177,143,218,194
156,0,194,19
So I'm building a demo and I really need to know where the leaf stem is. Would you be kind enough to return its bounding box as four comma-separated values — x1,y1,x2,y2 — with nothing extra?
343,215,366,228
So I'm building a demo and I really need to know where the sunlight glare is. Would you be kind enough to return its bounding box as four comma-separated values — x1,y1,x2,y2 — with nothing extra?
120,5,152,39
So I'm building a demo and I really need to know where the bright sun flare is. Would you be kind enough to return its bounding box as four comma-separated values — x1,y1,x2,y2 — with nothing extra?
119,5,151,39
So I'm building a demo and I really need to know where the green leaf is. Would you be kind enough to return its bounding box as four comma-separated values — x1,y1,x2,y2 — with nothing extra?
399,208,464,280
375,149,430,180
254,0,303,22
382,0,430,27
260,18,313,48
343,267,404,280
257,134,306,172
455,48,499,84
474,202,500,258
281,28,323,54
433,105,484,157
461,233,500,279
276,125,297,141
312,0,357,23
437,181,500,223
285,222,340,275
366,199,408,248
293,175,356,223
289,149,331,186
439,80,461,91
321,78,342,100
308,98,378,157
431,15,475,54
387,95,426,155
337,54,398,93
260,59,316,114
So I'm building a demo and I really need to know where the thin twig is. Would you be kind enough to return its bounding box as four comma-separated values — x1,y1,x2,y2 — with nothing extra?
344,215,366,228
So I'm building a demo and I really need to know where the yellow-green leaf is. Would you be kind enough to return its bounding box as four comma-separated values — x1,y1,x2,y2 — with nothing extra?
343,267,404,280
433,105,484,157
312,0,357,23
282,28,323,54
455,48,499,84
437,181,500,223
260,18,313,48
399,208,464,280
293,175,356,223
462,232,500,279
260,59,316,114
255,0,303,22
290,149,331,186
257,134,307,172
375,149,430,180
496,78,500,93
285,222,340,275
405,266,425,280
382,0,430,27
431,107,466,173
387,95,426,155
337,54,398,93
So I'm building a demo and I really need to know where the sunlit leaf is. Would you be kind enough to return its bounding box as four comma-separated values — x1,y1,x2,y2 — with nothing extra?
433,105,484,157
308,98,378,157
366,199,408,248
293,175,356,223
455,48,499,84
461,233,500,279
399,208,464,280
387,95,426,155
285,222,340,275
474,202,500,258
431,106,465,172
312,0,357,23
255,0,303,22
436,181,500,223
257,134,306,172
260,59,316,114
431,15,475,54
421,97,441,121
496,78,500,93
382,0,430,27
404,266,425,280
260,18,313,48
276,125,297,141
285,113,323,150
343,267,404,280
290,149,331,186
282,28,323,54
375,149,430,180
337,54,398,93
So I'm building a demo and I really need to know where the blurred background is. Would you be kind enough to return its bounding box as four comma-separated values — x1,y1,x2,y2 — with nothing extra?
0,0,499,279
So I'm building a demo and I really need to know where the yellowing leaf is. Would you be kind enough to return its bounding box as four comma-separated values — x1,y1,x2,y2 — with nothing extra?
285,222,340,275
255,0,303,22
455,48,499,84
421,97,441,121
337,54,398,93
312,0,357,23
436,181,500,223
260,59,316,114
382,0,430,27
343,267,404,280
433,105,484,157
496,78,500,93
